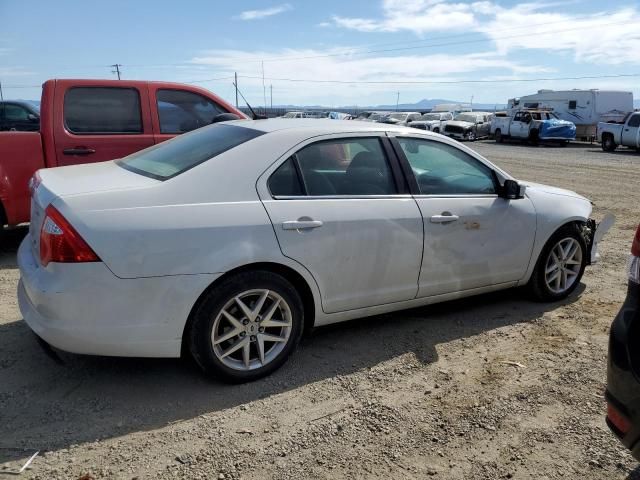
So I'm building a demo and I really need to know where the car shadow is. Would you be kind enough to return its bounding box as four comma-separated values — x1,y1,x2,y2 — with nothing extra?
0,226,27,270
0,269,585,461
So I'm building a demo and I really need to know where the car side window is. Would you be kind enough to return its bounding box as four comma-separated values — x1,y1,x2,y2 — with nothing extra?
513,112,522,122
157,89,225,134
64,87,143,134
291,137,397,196
397,138,496,195
268,157,304,196
628,114,640,128
4,104,30,121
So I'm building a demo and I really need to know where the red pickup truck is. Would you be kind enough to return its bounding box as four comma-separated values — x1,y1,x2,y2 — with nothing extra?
0,79,245,227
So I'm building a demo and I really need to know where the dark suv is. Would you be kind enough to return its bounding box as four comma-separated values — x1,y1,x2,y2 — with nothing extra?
0,100,40,131
606,223,640,458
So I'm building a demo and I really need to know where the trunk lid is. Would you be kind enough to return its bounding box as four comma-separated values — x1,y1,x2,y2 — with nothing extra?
29,161,159,265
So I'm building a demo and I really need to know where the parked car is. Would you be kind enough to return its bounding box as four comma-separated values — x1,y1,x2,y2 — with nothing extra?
597,111,640,152
409,112,454,133
0,100,40,132
379,112,422,126
443,112,493,141
19,119,611,382
606,222,640,459
491,109,576,144
0,79,244,229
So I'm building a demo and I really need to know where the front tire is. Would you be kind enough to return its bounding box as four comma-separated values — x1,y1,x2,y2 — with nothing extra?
528,224,587,302
188,271,304,383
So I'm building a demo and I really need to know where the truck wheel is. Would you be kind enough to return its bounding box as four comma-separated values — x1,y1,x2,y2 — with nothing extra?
495,129,503,143
528,129,540,146
602,134,617,152
433,127,439,134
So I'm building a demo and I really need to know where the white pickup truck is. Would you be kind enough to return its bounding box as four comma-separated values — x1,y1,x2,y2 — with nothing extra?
597,111,640,152
491,109,576,144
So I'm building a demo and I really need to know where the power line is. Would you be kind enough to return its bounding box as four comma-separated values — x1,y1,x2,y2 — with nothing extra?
236,72,640,85
111,64,122,80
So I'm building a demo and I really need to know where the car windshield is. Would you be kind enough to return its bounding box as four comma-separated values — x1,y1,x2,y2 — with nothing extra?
117,124,263,180
389,113,407,121
421,114,441,121
454,114,479,123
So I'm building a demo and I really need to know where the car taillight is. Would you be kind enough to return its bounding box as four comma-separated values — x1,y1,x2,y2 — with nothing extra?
607,402,631,436
629,224,640,284
40,205,100,267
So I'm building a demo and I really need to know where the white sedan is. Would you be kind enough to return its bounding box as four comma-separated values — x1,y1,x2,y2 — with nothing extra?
18,119,610,382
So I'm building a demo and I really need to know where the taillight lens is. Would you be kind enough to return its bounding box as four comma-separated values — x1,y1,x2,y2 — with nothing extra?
630,224,640,284
39,205,100,267
607,402,631,436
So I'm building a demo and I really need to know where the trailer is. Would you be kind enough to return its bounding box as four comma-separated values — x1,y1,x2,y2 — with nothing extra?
508,89,633,141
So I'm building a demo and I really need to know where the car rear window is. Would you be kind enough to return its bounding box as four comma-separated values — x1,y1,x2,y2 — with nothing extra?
117,123,263,180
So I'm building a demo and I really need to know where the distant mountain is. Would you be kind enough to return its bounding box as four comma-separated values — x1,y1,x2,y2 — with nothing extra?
274,98,507,111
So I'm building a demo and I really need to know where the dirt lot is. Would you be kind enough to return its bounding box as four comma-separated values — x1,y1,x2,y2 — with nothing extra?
1,141,640,479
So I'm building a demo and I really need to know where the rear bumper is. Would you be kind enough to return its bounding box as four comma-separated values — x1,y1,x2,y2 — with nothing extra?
17,235,220,358
606,283,640,459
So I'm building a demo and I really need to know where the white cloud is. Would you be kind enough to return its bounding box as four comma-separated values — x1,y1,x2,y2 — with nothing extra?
332,0,477,34
330,1,640,66
478,4,640,65
235,3,292,21
188,47,552,104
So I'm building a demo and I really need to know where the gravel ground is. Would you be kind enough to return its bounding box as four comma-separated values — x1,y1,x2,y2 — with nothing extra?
1,140,640,479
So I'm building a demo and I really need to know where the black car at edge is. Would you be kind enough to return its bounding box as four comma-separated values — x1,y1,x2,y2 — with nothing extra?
607,223,640,459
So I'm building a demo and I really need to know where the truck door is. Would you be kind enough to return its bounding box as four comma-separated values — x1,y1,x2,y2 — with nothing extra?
621,113,640,148
53,82,154,167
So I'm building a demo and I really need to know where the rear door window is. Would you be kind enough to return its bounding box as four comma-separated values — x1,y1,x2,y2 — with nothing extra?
117,124,263,180
156,89,226,134
64,87,143,134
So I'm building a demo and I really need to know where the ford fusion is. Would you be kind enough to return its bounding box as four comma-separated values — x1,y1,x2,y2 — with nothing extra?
18,119,610,382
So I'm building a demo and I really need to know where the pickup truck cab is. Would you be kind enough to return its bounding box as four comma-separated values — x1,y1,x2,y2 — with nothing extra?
598,112,640,152
0,79,244,228
491,109,576,144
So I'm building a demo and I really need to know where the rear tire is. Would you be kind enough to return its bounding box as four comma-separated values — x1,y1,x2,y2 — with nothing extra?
602,134,617,152
188,271,304,383
528,129,540,146
495,129,503,143
528,224,587,302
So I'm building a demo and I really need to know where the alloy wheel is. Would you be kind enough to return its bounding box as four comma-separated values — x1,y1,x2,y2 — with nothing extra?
211,289,292,371
544,237,583,294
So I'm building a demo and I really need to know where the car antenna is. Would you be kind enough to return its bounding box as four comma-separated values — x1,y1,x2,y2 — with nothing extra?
233,81,267,120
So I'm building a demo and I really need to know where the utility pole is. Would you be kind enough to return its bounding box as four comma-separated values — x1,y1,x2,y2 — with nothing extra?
261,61,267,114
270,84,273,109
396,91,400,111
111,64,122,80
235,72,239,109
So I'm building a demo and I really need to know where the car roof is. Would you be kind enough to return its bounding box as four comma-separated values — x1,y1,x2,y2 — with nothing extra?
226,118,422,134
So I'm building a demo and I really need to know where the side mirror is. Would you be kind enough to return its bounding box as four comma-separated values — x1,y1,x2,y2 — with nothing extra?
501,179,526,199
28,113,39,122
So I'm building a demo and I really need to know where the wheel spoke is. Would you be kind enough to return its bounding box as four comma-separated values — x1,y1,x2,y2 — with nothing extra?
252,290,269,319
257,335,265,365
565,258,581,265
547,270,560,283
546,262,559,275
566,242,579,261
242,341,251,368
234,296,253,320
555,270,562,290
220,336,249,359
213,326,243,345
260,299,281,325
259,332,287,343
221,310,243,330
561,269,568,290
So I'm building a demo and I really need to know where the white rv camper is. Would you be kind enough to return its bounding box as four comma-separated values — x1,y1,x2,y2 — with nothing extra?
508,89,633,140
431,103,472,116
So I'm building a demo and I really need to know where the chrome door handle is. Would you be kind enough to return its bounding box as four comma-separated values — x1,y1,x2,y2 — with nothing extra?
430,214,459,224
282,220,323,230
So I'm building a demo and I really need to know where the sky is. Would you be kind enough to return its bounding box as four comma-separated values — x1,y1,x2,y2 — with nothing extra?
1,0,640,107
